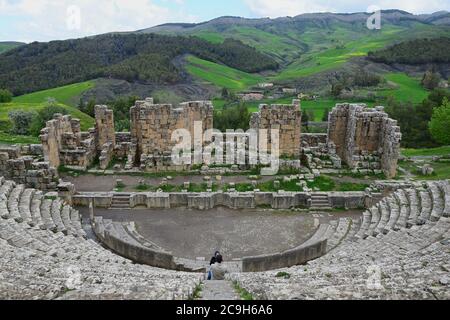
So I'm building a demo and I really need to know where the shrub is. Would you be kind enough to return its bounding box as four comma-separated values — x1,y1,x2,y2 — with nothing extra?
0,89,13,103
8,110,36,135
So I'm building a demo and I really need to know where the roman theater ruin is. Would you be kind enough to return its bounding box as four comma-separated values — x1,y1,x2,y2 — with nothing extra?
0,98,448,300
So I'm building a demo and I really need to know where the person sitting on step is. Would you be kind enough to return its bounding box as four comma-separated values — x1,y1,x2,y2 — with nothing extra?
207,251,220,280
210,254,227,280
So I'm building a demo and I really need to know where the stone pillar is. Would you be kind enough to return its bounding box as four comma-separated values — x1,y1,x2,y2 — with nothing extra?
95,105,116,152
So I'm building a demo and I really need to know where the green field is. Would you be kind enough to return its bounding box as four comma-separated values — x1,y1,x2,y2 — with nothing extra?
381,73,429,103
402,146,450,157
0,102,94,144
185,55,263,91
13,81,95,107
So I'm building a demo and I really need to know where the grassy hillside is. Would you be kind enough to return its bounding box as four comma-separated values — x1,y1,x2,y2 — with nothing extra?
186,55,263,91
0,102,94,144
13,81,95,107
273,26,406,81
382,73,429,103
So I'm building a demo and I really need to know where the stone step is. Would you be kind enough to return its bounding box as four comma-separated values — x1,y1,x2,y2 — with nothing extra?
199,281,241,301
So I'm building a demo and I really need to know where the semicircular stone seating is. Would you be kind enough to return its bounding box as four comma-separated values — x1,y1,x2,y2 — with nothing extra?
0,177,202,300
231,180,450,300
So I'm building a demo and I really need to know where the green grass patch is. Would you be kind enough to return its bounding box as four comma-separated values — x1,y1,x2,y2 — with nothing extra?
0,132,39,144
306,176,336,191
13,81,95,107
336,182,369,192
402,146,450,157
185,55,262,91
275,272,291,279
381,73,428,104
232,281,253,301
190,283,203,300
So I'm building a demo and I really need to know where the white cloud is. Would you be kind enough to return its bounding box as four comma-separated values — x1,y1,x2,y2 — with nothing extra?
245,0,450,17
0,0,199,42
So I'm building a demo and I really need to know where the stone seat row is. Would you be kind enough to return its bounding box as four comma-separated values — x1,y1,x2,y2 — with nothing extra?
0,177,86,238
231,181,450,300
0,177,202,300
355,181,449,240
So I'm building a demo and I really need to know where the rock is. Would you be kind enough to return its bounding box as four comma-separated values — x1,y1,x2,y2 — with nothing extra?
422,164,434,176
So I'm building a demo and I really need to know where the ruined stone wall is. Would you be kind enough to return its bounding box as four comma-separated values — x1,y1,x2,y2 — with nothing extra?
40,114,96,170
0,146,58,190
302,133,327,148
250,99,302,157
130,98,213,169
327,104,401,178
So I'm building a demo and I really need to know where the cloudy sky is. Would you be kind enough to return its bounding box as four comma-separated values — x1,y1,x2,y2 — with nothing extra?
1,0,449,42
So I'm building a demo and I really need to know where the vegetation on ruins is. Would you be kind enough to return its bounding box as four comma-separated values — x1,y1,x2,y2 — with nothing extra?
368,37,450,65
0,34,277,96
232,281,253,300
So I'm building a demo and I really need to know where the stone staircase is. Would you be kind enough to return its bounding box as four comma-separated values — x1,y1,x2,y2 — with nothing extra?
111,193,131,209
310,193,331,210
199,280,241,300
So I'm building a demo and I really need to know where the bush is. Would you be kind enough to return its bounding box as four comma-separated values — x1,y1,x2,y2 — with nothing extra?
8,110,36,135
422,70,441,90
0,89,13,103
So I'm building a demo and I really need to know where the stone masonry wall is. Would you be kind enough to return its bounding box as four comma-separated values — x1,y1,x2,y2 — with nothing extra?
250,99,302,158
40,114,96,170
130,98,213,169
327,104,401,178
0,145,58,190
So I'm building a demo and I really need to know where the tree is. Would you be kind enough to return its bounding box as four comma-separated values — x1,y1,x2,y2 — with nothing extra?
429,97,450,145
8,110,36,135
221,88,230,99
331,82,344,98
422,70,441,90
0,89,12,103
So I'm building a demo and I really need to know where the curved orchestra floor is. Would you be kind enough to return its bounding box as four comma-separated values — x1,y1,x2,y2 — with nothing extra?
80,207,363,260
